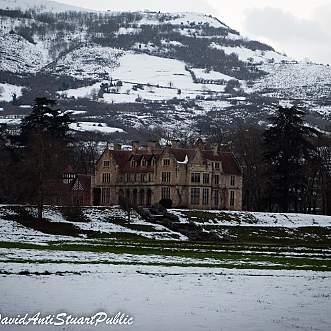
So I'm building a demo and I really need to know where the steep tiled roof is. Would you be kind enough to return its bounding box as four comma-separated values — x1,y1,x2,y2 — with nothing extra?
110,150,160,173
104,147,241,175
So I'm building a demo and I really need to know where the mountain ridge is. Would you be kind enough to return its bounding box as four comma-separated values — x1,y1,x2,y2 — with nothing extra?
0,0,330,140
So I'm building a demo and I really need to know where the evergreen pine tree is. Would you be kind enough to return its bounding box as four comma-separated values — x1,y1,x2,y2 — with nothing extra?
20,97,72,221
263,106,319,212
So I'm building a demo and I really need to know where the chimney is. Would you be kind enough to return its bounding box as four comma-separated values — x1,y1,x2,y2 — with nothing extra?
212,143,219,156
114,143,122,151
195,138,205,150
171,139,180,149
147,141,157,152
132,141,139,152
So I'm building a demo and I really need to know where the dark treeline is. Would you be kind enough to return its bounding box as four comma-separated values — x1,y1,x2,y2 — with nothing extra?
226,107,331,215
0,98,330,215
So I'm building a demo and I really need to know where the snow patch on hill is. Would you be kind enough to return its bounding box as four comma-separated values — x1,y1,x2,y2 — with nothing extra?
52,46,123,79
0,32,50,73
191,68,234,81
0,0,88,13
210,42,289,64
69,122,125,134
0,83,23,102
59,52,232,103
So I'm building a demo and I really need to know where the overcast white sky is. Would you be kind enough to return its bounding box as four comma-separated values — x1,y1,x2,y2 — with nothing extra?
57,0,331,64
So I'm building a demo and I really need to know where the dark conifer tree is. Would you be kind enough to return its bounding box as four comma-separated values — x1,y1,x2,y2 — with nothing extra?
263,106,319,212
20,97,72,221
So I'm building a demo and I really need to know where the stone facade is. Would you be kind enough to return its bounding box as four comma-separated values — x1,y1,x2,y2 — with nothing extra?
92,141,243,210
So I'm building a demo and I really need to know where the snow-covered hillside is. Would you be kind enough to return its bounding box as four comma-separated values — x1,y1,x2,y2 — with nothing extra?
0,83,23,102
0,1,330,136
0,0,87,12
0,32,50,73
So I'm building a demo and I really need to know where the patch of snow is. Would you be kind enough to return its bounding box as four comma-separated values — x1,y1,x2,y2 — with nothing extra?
0,0,89,12
210,42,289,64
52,46,123,80
69,122,125,134
172,209,331,228
0,83,23,102
191,68,234,81
0,32,50,74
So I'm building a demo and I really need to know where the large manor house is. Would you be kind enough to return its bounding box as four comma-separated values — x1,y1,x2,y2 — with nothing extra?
92,140,243,210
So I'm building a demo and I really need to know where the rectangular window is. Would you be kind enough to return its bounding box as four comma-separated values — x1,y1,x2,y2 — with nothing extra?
213,190,219,207
230,191,235,207
203,173,209,184
141,173,146,182
215,162,220,170
191,173,200,183
102,173,111,183
163,159,170,166
190,188,200,205
230,176,235,186
162,172,171,183
202,188,209,205
101,188,111,204
103,160,110,167
63,173,76,184
214,174,219,185
161,187,170,199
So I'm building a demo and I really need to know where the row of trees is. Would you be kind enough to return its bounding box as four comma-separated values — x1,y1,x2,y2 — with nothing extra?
1,98,330,216
227,107,331,214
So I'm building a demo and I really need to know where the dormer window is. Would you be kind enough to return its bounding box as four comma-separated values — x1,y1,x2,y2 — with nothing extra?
230,175,235,186
163,159,170,166
141,158,147,167
151,157,156,166
130,159,136,167
103,160,110,168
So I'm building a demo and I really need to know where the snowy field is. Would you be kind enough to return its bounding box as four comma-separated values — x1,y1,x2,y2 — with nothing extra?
0,264,330,331
0,205,330,330
59,52,230,103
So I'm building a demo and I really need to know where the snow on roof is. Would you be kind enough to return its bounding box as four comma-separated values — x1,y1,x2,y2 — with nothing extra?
177,154,189,164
